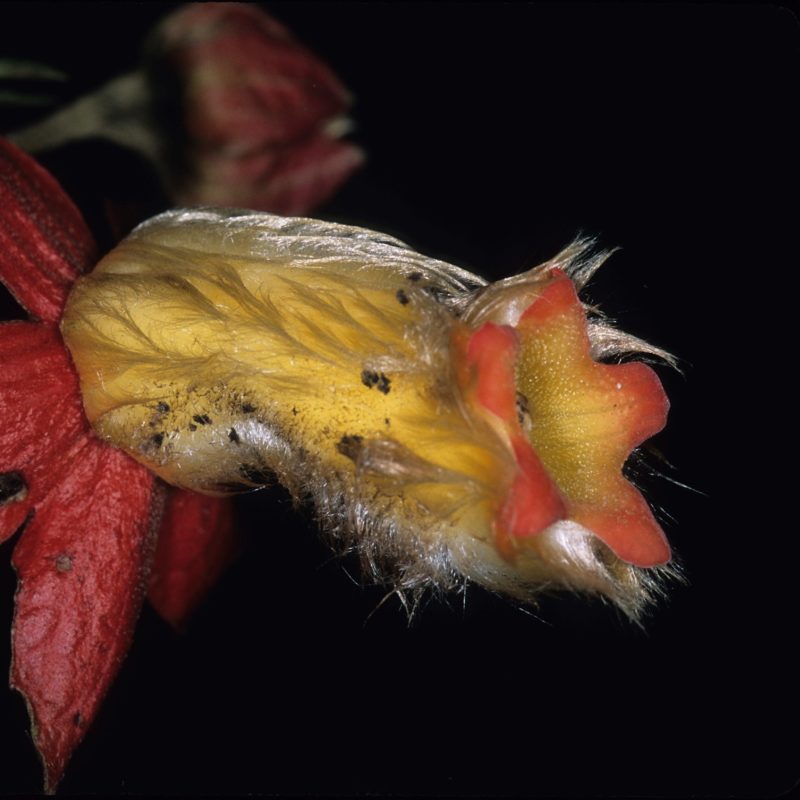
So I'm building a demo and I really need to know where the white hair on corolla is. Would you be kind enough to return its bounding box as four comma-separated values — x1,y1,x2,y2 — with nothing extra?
62,208,682,623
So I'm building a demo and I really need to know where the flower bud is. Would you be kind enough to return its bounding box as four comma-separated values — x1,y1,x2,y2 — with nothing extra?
146,3,364,213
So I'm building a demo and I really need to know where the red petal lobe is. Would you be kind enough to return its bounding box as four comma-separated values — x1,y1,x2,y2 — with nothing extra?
462,321,566,555
495,434,567,557
465,322,519,423
573,483,672,567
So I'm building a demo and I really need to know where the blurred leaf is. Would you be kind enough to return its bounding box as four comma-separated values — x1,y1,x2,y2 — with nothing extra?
0,59,67,82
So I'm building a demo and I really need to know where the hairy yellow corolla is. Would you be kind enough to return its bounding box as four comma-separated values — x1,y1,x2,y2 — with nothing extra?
62,209,676,618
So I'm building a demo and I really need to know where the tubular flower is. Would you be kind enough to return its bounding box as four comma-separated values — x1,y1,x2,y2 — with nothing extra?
2,142,677,791
62,208,676,622
0,140,236,792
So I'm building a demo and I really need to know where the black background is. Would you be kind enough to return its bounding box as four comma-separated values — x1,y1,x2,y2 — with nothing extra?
0,2,797,797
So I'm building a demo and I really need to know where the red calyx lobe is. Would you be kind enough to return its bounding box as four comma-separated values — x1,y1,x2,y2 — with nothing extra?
0,140,94,323
1,318,159,794
1,138,160,792
2,138,241,790
10,448,159,794
148,490,239,630
0,324,88,544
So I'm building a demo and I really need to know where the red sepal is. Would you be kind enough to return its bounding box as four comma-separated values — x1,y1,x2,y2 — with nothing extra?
0,322,88,544
148,489,239,630
0,140,95,323
10,441,158,793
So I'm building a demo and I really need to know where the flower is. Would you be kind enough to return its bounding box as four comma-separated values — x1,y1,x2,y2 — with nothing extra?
0,139,236,792
2,141,676,791
9,3,364,218
63,207,675,623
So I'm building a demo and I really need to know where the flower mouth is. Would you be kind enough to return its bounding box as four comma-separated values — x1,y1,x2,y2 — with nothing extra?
456,269,671,567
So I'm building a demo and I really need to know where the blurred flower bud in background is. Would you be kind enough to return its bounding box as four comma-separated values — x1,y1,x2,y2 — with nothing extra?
8,3,363,226
145,3,364,213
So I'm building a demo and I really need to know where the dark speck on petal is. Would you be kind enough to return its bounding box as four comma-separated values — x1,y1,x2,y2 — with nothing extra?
377,373,391,394
55,554,73,573
361,369,379,388
337,434,364,461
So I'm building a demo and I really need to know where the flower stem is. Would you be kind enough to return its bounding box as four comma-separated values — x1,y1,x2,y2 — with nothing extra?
8,72,161,163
